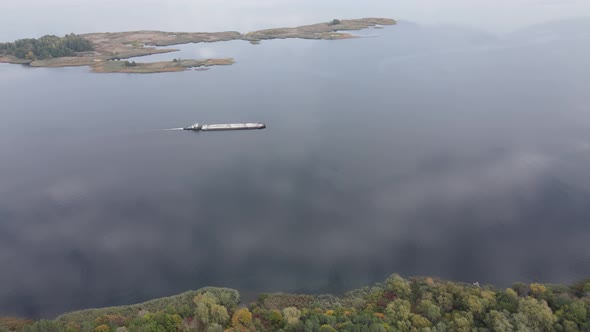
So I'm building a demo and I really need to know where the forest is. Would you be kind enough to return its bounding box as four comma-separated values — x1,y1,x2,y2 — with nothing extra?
1,274,589,332
0,34,94,60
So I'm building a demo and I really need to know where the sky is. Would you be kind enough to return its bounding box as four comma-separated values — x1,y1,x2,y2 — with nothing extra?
0,0,589,41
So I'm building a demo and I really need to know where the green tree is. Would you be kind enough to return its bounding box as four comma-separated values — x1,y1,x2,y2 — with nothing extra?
385,299,411,322
463,295,484,316
486,310,514,332
385,274,412,299
436,292,454,313
514,297,557,332
562,320,580,332
556,301,587,325
434,321,449,332
497,289,519,313
199,288,240,308
410,314,432,329
319,324,336,332
266,310,284,330
94,325,109,332
207,323,224,332
0,34,93,60
23,320,62,332
193,292,233,330
367,323,387,332
418,300,441,323
64,322,81,332
448,311,473,332
210,304,229,325
194,293,217,326
283,307,302,325
512,283,529,297
304,319,316,332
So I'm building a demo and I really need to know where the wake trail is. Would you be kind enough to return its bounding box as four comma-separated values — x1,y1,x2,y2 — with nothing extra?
159,128,184,131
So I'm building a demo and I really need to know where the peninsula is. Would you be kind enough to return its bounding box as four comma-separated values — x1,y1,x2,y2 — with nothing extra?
0,18,395,74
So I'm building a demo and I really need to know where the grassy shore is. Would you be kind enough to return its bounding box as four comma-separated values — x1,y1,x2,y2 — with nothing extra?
91,58,234,73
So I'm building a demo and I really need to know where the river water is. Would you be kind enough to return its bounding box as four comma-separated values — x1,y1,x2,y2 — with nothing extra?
1,8,590,318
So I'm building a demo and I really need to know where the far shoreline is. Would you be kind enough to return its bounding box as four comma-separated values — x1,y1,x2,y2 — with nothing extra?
0,18,396,74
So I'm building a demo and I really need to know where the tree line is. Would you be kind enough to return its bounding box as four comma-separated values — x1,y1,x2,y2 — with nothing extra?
0,34,94,60
2,274,589,332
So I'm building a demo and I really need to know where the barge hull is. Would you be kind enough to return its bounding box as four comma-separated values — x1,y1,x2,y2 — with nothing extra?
184,122,266,131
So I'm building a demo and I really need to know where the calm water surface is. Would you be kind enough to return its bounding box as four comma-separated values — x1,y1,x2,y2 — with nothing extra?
1,20,590,317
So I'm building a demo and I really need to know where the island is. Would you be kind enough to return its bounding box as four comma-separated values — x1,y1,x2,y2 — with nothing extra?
0,18,396,74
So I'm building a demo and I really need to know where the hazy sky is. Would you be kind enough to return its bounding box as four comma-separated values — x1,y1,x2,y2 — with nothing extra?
1,0,589,40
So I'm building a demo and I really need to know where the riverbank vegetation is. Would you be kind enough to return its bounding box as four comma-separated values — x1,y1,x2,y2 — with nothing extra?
2,274,589,331
0,34,93,60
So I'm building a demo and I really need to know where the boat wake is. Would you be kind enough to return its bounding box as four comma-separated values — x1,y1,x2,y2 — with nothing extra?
160,128,184,131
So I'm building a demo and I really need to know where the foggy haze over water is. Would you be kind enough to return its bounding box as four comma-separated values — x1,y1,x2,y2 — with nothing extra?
1,1,590,318
2,0,590,39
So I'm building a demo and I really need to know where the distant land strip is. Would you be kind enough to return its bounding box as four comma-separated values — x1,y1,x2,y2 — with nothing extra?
0,18,395,74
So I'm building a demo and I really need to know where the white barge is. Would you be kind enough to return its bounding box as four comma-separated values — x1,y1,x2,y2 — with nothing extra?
183,123,266,131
